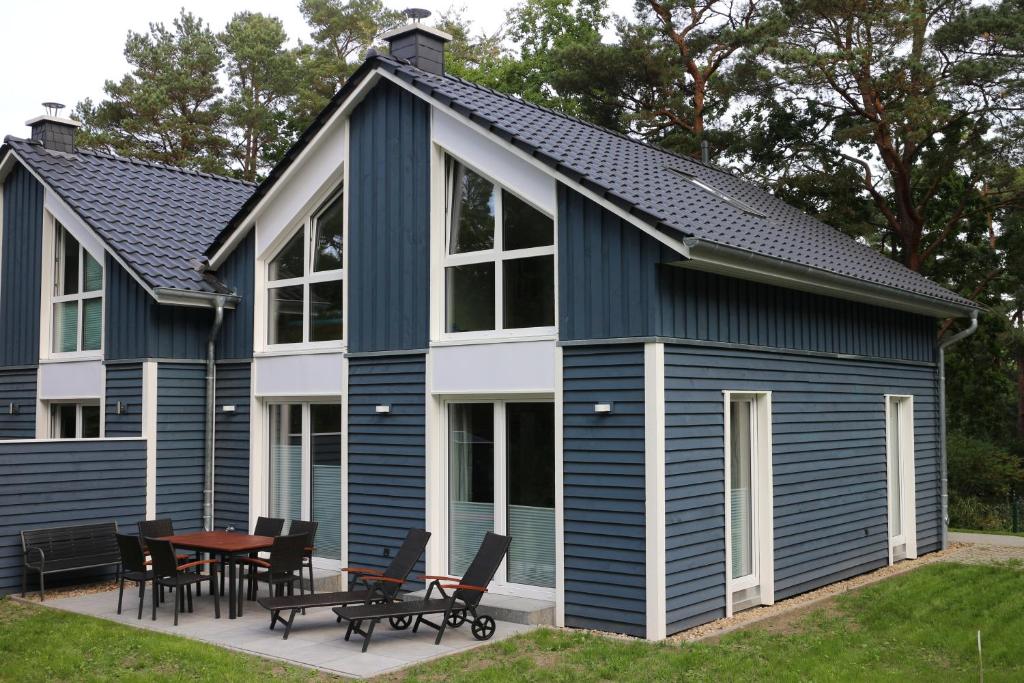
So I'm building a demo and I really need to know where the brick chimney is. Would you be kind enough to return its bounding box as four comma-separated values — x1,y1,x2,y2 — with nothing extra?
381,9,452,76
26,102,80,154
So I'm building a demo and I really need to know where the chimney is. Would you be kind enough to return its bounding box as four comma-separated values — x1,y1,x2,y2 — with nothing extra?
381,8,452,76
26,102,80,154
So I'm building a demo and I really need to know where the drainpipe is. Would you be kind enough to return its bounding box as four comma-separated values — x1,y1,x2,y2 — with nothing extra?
203,297,226,532
938,309,979,549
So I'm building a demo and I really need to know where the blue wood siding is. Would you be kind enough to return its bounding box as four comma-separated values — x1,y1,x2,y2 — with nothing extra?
562,344,647,637
663,343,941,634
0,367,37,440
105,256,212,361
0,164,43,367
156,363,206,532
558,185,937,363
347,355,426,572
214,360,250,531
104,362,143,437
347,80,431,354
215,229,254,360
0,438,147,594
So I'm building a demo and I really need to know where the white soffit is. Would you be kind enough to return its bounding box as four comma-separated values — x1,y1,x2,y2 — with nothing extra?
254,352,345,397
431,340,557,394
38,360,104,399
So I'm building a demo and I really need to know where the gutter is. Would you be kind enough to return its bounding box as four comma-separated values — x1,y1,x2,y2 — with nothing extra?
937,310,979,549
203,297,226,532
153,287,240,310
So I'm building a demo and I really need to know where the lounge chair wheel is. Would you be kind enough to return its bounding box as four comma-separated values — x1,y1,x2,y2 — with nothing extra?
471,615,495,641
446,609,467,628
389,615,412,630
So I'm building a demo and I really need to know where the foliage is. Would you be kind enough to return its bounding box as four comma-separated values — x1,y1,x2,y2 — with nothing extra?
947,432,1024,501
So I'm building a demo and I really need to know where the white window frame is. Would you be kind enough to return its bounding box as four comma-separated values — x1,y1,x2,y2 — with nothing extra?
42,216,104,359
439,155,557,342
264,188,345,351
885,394,917,563
723,390,774,617
47,399,103,439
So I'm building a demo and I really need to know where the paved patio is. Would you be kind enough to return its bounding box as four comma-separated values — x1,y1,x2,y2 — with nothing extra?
40,587,534,679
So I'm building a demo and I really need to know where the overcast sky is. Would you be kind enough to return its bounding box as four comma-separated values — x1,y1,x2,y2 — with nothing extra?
0,0,635,138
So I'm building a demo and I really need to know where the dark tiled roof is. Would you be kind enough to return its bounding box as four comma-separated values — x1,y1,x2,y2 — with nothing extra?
4,137,255,293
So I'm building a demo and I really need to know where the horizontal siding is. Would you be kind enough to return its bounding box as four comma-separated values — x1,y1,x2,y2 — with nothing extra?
347,355,425,574
215,229,254,360
156,363,206,532
663,343,941,635
0,438,147,594
563,344,647,637
0,164,43,367
0,367,37,440
104,363,142,437
214,361,250,531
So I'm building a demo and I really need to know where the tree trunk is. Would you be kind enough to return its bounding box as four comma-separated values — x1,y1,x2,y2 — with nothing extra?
1017,347,1024,441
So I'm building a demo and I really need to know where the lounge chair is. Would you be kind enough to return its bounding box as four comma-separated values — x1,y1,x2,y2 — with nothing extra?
256,528,431,639
333,532,511,652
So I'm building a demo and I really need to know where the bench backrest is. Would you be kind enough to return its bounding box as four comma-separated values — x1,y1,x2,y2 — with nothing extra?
21,522,120,563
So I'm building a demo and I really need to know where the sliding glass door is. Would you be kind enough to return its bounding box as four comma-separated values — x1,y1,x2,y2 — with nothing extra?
448,400,555,595
268,401,342,564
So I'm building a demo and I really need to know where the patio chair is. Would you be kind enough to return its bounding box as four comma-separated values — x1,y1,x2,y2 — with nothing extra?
136,518,194,599
257,528,431,639
145,538,220,625
253,516,286,537
286,519,319,594
333,532,511,652
235,533,306,614
115,533,153,620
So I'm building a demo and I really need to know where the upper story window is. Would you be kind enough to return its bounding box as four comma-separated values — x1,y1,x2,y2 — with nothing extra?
267,190,344,346
52,222,103,354
444,158,555,335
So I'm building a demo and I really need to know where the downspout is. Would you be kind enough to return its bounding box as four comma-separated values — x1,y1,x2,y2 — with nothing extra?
203,297,226,532
938,309,979,549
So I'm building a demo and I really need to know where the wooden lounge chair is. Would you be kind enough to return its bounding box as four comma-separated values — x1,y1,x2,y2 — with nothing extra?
256,528,431,639
333,532,511,652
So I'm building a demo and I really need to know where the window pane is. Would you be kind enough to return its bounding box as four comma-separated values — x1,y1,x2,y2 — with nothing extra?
54,301,78,353
309,280,343,342
449,403,494,576
269,230,305,281
269,404,303,522
311,404,342,560
446,263,495,332
82,298,102,351
313,193,344,272
507,403,555,587
51,404,76,438
83,251,103,292
449,162,495,254
503,255,554,329
730,399,754,580
890,401,902,537
503,191,553,250
81,405,101,438
268,285,304,344
60,228,80,295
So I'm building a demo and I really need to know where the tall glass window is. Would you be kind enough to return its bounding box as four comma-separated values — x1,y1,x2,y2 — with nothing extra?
52,222,102,354
729,397,755,582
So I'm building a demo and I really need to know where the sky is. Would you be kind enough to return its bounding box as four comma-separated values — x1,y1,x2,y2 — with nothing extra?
0,0,636,138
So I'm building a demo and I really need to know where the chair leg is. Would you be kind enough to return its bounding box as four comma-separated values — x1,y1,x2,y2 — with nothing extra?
362,619,379,653
344,619,356,641
173,585,180,626
137,581,146,620
283,609,297,640
186,585,193,613
212,576,221,619
434,607,452,645
308,562,315,595
152,580,158,621
117,576,125,615
39,573,45,602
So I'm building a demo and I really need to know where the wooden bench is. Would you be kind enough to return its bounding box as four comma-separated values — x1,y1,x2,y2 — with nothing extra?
21,522,120,601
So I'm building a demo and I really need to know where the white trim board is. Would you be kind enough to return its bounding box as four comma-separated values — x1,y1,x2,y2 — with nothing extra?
644,342,667,640
142,361,158,519
885,394,917,564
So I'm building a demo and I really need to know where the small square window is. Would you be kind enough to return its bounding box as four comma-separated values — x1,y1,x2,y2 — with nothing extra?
446,263,495,332
503,255,555,329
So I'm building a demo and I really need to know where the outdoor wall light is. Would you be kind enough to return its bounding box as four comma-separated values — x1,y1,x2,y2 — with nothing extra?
222,405,237,413
115,401,126,415
375,404,392,414
7,402,18,415
593,402,614,414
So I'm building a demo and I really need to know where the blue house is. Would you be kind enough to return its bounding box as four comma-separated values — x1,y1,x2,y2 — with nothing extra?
0,19,978,640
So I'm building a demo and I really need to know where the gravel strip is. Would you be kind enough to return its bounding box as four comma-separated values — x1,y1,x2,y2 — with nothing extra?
15,580,119,602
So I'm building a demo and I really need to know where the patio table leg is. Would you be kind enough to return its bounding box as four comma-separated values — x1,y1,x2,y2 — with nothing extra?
228,557,237,619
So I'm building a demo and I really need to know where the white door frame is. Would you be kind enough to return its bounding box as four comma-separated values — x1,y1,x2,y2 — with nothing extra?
885,394,917,563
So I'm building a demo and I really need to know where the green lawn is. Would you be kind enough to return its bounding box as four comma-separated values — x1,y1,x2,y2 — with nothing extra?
951,527,1024,538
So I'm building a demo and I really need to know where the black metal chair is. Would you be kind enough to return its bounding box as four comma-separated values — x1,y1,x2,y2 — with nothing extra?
115,533,153,619
258,528,431,639
235,533,307,616
334,532,512,652
137,518,195,598
286,519,318,594
145,538,220,625
253,516,286,537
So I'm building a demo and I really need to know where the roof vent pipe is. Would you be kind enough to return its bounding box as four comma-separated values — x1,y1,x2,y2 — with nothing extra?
381,9,452,75
26,102,80,154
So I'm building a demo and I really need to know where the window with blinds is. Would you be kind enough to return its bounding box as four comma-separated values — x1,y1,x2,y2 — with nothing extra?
52,222,103,354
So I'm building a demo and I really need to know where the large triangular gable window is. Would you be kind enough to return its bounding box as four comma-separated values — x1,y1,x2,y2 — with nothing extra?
267,190,344,345
52,221,103,354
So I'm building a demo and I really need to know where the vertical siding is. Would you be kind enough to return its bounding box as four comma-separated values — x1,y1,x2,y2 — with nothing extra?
215,229,255,360
0,438,147,594
0,164,43,367
347,355,426,572
0,367,37,439
663,344,941,635
562,345,647,637
348,80,431,354
214,360,250,531
104,362,143,437
155,363,206,532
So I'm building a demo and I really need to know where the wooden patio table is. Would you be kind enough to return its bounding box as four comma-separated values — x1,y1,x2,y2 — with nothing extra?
158,531,275,619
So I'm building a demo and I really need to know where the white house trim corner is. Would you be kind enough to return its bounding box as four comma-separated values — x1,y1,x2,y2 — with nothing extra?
644,342,667,640
142,361,158,519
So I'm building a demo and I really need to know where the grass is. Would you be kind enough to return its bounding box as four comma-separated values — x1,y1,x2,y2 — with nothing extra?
951,527,1024,538
386,562,1024,682
0,598,338,682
